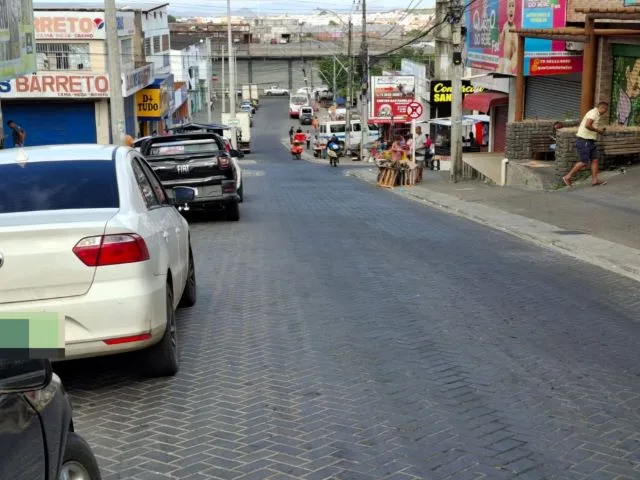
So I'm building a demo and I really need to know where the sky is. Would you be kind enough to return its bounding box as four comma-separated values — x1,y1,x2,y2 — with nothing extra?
34,0,436,17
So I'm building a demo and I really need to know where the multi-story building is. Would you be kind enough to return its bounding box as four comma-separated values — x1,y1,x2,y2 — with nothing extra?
0,6,155,144
170,42,205,118
169,22,252,50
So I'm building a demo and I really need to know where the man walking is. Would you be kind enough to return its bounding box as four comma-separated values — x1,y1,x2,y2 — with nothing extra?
563,102,608,187
7,120,25,147
414,126,427,169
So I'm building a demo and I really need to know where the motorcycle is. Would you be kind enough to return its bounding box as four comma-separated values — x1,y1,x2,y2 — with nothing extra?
291,140,304,160
327,141,340,167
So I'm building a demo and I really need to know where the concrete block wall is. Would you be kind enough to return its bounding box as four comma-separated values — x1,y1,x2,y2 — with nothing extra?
555,127,640,181
506,119,579,162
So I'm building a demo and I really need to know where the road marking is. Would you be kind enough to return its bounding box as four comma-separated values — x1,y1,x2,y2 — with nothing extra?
238,159,258,164
242,170,266,177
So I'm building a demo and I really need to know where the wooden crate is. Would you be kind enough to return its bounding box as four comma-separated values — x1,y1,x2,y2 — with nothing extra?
377,167,398,188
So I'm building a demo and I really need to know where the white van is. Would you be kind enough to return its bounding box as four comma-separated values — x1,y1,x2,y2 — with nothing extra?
318,120,380,147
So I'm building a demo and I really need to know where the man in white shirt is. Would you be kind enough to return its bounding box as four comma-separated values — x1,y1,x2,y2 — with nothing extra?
563,102,608,187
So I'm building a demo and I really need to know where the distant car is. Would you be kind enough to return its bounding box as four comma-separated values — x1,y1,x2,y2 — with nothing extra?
299,106,314,125
140,133,241,218
264,85,289,96
241,101,256,115
0,145,197,377
297,87,311,95
0,359,102,479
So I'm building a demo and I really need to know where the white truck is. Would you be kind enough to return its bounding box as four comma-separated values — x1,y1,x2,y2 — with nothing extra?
250,84,259,105
221,111,251,154
264,85,289,96
241,85,251,102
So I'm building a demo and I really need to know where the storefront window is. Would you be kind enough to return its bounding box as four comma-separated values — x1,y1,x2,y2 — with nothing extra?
36,43,90,71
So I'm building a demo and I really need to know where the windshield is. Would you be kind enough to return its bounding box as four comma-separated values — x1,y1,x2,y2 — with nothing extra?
291,96,307,105
149,141,221,156
0,160,119,214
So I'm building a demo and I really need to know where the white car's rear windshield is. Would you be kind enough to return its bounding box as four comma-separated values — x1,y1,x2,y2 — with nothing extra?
149,142,221,156
0,160,119,214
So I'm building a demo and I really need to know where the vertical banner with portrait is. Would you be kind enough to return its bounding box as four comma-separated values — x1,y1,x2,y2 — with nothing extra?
0,0,36,81
611,56,640,127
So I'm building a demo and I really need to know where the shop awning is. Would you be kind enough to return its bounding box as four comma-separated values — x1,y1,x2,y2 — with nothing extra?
463,92,509,114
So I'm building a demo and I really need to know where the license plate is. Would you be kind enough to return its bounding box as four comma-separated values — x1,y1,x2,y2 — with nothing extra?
204,185,222,197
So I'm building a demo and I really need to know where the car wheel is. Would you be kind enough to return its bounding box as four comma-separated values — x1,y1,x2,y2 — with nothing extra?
226,201,240,221
59,432,102,480
178,248,197,308
145,284,179,377
237,184,244,203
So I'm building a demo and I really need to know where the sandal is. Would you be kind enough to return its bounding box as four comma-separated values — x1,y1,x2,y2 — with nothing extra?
592,181,607,186
562,177,572,187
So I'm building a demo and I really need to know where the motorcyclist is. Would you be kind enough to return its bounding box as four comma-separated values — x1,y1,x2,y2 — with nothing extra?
293,128,306,144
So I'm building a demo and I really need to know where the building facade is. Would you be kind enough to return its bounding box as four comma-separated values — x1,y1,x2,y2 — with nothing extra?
0,7,154,145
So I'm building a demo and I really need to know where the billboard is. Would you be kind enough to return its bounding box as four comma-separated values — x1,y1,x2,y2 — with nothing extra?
465,0,582,76
370,75,415,123
34,11,135,40
624,0,640,5
0,0,36,82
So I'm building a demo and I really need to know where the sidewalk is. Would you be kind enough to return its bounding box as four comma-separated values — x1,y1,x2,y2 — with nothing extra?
345,165,640,283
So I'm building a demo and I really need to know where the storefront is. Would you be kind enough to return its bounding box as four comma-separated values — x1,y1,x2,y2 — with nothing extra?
136,74,174,136
172,81,189,125
0,73,110,145
523,75,582,120
122,63,155,137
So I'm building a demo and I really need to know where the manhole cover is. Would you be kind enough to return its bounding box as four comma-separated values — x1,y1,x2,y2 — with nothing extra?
552,230,589,235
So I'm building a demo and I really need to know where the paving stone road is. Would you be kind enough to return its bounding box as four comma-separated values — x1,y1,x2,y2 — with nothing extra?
55,98,640,480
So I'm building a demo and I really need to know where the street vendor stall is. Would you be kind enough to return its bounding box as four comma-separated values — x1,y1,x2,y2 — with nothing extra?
429,115,490,170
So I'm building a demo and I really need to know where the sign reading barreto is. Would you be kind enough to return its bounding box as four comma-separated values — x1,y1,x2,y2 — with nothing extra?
0,73,110,98
33,11,135,40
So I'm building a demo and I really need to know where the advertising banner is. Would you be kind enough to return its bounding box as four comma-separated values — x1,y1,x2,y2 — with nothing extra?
370,75,416,123
623,0,640,5
0,73,110,97
611,56,640,127
122,63,154,97
0,0,36,82
34,11,134,40
464,0,582,76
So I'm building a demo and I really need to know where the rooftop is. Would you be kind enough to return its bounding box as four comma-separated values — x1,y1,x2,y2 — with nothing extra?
33,2,169,12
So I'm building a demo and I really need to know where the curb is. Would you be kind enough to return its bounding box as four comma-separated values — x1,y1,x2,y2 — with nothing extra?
345,168,640,284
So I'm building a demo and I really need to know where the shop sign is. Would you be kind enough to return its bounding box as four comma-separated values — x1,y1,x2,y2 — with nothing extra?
0,73,110,98
464,0,582,76
136,88,162,117
624,0,640,5
370,75,416,123
122,63,154,97
34,12,106,40
430,81,484,103
0,0,37,82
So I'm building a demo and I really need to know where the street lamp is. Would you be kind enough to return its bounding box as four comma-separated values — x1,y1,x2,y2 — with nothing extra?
227,0,237,149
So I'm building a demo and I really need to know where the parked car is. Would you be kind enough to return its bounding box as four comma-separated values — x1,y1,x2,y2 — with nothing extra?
241,101,256,115
264,85,289,96
0,145,197,377
0,358,102,479
139,133,241,218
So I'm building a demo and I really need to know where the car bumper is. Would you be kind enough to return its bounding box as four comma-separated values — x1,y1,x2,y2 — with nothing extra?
0,274,167,360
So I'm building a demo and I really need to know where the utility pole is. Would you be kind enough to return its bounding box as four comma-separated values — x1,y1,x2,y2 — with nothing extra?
227,0,237,149
449,0,464,182
332,58,336,99
205,37,213,123
345,18,353,156
359,0,369,162
221,45,226,114
105,0,125,145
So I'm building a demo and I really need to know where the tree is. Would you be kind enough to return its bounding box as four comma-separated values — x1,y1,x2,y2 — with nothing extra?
329,20,338,26
168,14,177,22
315,55,361,98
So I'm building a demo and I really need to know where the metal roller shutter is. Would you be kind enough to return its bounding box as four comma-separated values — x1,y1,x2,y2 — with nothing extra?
524,76,581,120
1,101,97,146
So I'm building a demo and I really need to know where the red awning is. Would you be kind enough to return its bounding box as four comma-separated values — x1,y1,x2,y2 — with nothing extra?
463,92,509,114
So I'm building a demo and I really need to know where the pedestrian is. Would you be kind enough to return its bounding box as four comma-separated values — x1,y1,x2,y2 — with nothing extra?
563,102,608,187
414,126,426,167
305,130,311,150
289,126,294,144
390,135,404,162
6,120,25,147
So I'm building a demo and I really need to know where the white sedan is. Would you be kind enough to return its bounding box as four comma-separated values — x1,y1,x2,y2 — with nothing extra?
0,145,197,377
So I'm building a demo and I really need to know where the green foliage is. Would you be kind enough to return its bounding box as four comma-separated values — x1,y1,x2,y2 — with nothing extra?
168,14,177,22
329,20,339,26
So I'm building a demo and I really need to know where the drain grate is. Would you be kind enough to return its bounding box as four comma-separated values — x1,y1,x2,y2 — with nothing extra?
552,230,589,235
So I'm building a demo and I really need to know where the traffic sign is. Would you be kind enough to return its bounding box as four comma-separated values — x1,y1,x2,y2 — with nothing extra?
226,119,240,126
407,101,423,119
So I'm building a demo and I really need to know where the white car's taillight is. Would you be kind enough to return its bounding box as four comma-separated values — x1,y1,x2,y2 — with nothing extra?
73,234,150,266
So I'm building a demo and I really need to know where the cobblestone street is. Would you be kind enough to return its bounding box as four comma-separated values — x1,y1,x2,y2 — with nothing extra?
55,97,640,480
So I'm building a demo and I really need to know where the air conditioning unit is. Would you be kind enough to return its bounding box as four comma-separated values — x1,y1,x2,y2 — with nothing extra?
566,41,584,51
